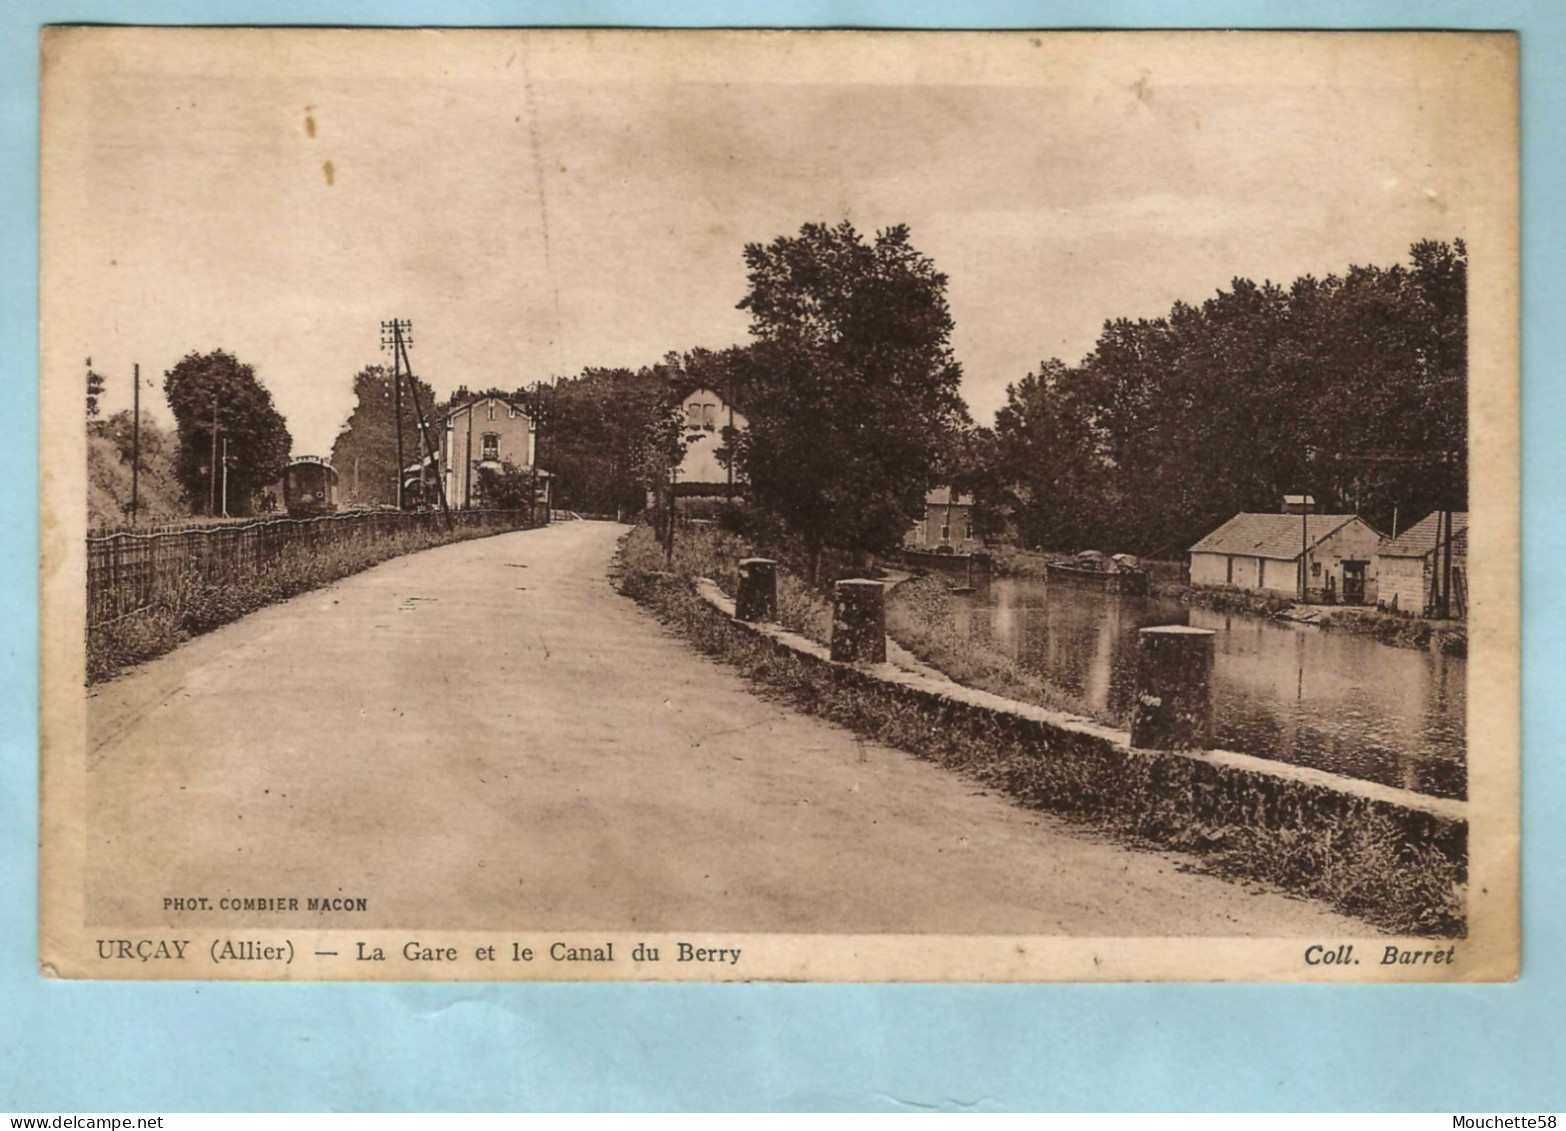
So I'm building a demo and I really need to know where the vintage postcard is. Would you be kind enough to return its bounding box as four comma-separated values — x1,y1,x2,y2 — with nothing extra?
39,27,1519,981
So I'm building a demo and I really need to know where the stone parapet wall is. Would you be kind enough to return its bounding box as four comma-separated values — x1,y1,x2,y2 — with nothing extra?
681,575,1467,929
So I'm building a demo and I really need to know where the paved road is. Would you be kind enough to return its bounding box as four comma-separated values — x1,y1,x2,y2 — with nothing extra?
88,521,1364,934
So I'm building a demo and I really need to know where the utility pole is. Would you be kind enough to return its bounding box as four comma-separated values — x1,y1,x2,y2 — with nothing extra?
208,391,219,516
385,319,452,530
1299,494,1310,602
382,319,408,509
221,437,230,517
530,381,542,527
1437,508,1456,620
130,363,140,526
1304,445,1465,613
666,459,677,564
547,374,560,518
464,398,474,508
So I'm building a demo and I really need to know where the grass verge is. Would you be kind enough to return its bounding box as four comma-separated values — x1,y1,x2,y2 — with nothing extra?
88,519,531,684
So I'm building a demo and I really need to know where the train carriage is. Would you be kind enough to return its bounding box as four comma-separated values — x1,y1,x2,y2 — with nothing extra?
283,456,339,516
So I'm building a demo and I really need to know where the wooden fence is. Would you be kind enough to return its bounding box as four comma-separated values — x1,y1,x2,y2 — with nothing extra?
87,508,535,629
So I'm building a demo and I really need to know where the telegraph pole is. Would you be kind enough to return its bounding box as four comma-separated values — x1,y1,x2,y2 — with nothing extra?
666,459,677,564
384,319,451,530
464,396,474,508
130,363,141,525
530,381,542,527
209,391,219,516
221,437,231,517
382,319,409,509
547,374,560,518
1298,494,1310,602
1437,508,1455,620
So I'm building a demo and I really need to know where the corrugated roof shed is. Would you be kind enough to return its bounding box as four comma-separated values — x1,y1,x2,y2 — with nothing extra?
1379,512,1469,558
1188,513,1366,560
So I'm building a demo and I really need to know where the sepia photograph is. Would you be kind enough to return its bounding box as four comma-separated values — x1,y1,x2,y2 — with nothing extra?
37,26,1519,981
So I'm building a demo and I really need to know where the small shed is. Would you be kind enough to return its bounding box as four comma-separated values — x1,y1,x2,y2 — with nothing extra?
1375,512,1468,616
1188,512,1385,603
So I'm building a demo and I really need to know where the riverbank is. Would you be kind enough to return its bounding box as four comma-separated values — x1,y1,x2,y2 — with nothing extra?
987,546,1464,656
1154,582,1468,657
618,525,1465,936
886,575,1109,724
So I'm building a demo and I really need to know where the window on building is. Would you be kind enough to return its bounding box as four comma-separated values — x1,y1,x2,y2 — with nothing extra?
482,433,499,461
940,522,951,542
964,517,974,541
685,402,703,428
701,403,717,430
487,402,496,421
1311,561,1322,577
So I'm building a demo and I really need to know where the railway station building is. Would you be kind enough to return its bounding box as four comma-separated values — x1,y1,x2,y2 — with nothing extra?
438,395,542,509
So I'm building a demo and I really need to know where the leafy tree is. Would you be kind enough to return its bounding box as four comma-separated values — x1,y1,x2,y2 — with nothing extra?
547,367,650,516
94,408,169,469
986,359,1106,550
163,350,291,515
984,240,1468,557
87,411,187,528
545,357,714,519
330,365,439,506
734,221,970,579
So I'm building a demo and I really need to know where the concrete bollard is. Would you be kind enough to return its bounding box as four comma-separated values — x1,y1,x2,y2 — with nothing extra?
735,558,778,623
831,579,887,664
1130,625,1216,751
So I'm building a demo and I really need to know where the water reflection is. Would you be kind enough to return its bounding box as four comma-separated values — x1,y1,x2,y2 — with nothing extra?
953,577,1466,799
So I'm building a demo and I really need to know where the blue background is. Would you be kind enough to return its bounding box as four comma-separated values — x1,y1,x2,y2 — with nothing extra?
2,0,1560,1113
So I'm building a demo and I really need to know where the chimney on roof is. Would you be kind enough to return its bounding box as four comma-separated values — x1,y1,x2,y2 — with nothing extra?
1281,494,1315,515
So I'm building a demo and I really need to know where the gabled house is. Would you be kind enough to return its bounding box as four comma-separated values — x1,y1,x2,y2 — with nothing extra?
904,488,981,553
1375,511,1468,616
429,395,546,510
673,386,748,501
1188,510,1384,603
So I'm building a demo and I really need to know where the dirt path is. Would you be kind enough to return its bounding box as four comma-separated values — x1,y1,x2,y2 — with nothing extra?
87,521,1366,934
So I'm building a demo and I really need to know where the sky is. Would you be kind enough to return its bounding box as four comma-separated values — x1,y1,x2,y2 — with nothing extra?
44,29,1509,456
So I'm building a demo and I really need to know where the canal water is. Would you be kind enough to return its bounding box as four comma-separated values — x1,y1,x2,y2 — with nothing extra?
951,578,1466,799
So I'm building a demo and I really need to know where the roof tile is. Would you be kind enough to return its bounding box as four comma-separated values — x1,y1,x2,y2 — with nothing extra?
1378,512,1469,558
1189,513,1369,560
